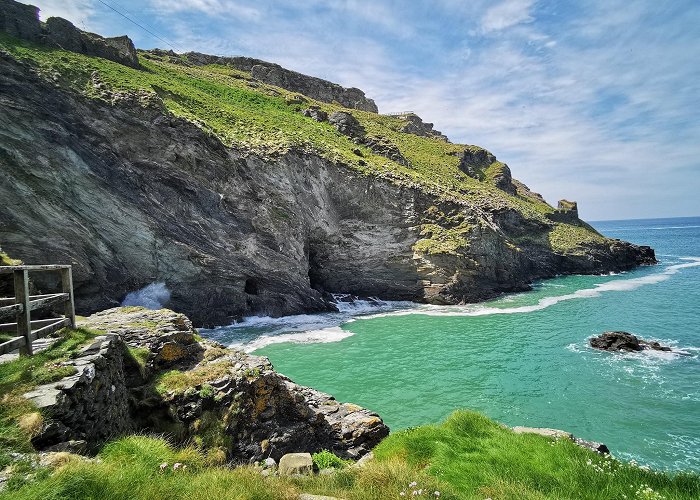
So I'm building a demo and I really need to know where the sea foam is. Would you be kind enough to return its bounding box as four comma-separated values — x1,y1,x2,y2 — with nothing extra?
121,282,171,309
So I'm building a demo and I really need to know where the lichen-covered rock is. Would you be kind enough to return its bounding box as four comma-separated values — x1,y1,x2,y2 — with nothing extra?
279,453,313,475
27,308,388,461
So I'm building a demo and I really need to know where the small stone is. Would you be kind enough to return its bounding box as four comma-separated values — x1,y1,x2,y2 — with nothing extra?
263,457,276,468
279,452,313,475
354,451,374,468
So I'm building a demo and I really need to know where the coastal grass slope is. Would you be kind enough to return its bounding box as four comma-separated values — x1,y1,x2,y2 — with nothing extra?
0,32,610,256
2,400,698,499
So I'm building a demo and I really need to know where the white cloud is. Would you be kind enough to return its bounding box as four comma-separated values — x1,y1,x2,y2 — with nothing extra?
480,0,536,34
150,0,261,21
31,0,96,25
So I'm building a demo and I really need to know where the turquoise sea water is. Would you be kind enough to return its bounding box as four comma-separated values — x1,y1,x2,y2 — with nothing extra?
202,217,700,472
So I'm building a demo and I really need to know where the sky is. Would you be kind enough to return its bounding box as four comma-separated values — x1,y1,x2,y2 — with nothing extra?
29,0,700,220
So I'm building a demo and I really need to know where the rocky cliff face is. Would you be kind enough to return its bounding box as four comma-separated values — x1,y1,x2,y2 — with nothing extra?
27,307,388,461
0,0,138,68
0,5,655,327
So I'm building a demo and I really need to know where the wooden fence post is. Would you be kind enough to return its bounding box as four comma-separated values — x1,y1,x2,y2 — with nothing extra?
61,266,76,328
13,269,31,356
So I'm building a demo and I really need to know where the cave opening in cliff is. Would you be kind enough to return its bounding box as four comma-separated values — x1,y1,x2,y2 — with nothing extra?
244,277,259,295
307,247,325,292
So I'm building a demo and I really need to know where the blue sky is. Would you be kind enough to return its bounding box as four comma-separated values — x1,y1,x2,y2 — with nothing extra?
31,0,700,220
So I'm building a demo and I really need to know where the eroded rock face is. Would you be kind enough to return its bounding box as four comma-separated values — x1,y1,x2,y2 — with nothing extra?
0,0,139,68
27,308,389,461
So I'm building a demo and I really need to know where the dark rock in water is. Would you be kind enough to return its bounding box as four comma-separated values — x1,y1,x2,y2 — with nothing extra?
590,331,672,353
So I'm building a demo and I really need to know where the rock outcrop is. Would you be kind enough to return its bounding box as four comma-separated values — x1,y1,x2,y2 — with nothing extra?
512,426,610,454
589,331,673,353
250,63,378,113
0,0,139,68
395,113,449,142
26,307,389,461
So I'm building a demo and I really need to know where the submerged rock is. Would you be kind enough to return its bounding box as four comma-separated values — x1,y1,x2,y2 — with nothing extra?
590,331,672,353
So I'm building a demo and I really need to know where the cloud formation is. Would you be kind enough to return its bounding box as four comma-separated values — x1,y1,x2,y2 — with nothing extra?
26,0,700,220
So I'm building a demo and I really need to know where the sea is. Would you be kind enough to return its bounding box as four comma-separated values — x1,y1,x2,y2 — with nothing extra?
200,216,700,472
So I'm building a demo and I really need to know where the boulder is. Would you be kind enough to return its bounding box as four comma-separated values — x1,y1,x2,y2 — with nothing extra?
302,106,328,122
328,111,365,138
589,331,672,353
279,452,313,475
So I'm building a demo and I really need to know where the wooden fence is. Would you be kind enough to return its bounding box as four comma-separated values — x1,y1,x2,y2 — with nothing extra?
383,111,415,116
0,265,76,356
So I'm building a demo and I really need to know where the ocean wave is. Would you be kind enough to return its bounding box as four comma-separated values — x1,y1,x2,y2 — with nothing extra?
201,257,700,350
363,257,700,320
201,296,414,352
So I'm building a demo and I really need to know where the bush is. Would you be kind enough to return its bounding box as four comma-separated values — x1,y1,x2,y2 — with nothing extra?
312,450,346,470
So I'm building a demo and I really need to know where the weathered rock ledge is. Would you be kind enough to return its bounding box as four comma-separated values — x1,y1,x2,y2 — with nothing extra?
24,307,388,461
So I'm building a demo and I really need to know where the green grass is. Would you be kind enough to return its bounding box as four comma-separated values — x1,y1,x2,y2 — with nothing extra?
3,411,697,499
312,449,348,470
548,222,606,254
374,411,700,499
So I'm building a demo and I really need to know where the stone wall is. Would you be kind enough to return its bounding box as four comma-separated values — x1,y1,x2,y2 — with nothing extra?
25,335,133,453
25,308,389,461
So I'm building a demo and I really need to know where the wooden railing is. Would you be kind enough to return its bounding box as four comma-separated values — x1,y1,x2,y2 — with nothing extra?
0,265,76,356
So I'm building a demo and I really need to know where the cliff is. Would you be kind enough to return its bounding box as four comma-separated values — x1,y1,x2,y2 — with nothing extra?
0,1,654,327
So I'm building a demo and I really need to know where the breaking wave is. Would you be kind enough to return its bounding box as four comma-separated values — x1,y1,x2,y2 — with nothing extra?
201,295,414,352
121,282,171,310
201,257,700,351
